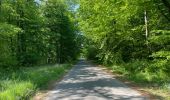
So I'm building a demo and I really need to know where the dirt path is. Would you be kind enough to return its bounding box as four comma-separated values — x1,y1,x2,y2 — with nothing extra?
43,60,148,100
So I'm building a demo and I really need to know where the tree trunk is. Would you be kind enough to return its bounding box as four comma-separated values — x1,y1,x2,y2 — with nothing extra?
144,10,152,55
144,10,148,39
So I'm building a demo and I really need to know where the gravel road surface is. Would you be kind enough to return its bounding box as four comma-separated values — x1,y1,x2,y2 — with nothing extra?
44,60,148,100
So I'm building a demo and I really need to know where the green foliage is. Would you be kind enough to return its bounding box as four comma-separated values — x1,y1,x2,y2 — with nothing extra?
0,81,34,100
111,60,169,84
151,51,170,59
0,64,71,99
149,30,170,45
125,60,148,73
78,0,170,94
111,65,127,75
0,1,79,98
41,0,81,64
85,45,98,60
0,0,81,68
0,23,21,37
78,0,170,62
0,38,18,68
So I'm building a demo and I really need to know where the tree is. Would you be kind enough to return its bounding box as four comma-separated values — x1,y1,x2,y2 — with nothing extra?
0,0,81,68
78,0,170,75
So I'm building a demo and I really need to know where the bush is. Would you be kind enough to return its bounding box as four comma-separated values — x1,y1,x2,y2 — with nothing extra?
110,60,170,84
125,60,148,73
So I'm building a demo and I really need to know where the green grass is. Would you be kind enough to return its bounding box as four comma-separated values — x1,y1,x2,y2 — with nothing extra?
108,61,170,100
0,64,71,100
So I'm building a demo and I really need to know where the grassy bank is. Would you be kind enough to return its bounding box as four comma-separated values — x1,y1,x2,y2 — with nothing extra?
0,64,71,100
103,61,170,100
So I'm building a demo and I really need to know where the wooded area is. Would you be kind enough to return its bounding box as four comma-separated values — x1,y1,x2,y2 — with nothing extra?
79,0,170,84
0,0,170,99
0,0,81,99
0,0,81,68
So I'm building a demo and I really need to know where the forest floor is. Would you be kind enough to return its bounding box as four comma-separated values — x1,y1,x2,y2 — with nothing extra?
36,60,148,100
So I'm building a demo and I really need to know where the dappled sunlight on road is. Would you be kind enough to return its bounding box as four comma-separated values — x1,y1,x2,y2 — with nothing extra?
44,60,148,100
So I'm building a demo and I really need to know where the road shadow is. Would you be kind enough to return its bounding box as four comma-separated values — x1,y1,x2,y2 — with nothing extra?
45,60,148,100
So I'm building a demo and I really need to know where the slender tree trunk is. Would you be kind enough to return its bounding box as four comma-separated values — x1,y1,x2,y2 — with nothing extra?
144,10,148,39
144,10,152,55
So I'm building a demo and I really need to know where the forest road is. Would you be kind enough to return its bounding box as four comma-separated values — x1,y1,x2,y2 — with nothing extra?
44,60,148,100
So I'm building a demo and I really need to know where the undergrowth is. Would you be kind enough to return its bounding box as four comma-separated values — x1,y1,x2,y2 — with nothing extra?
109,60,170,99
0,64,71,100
